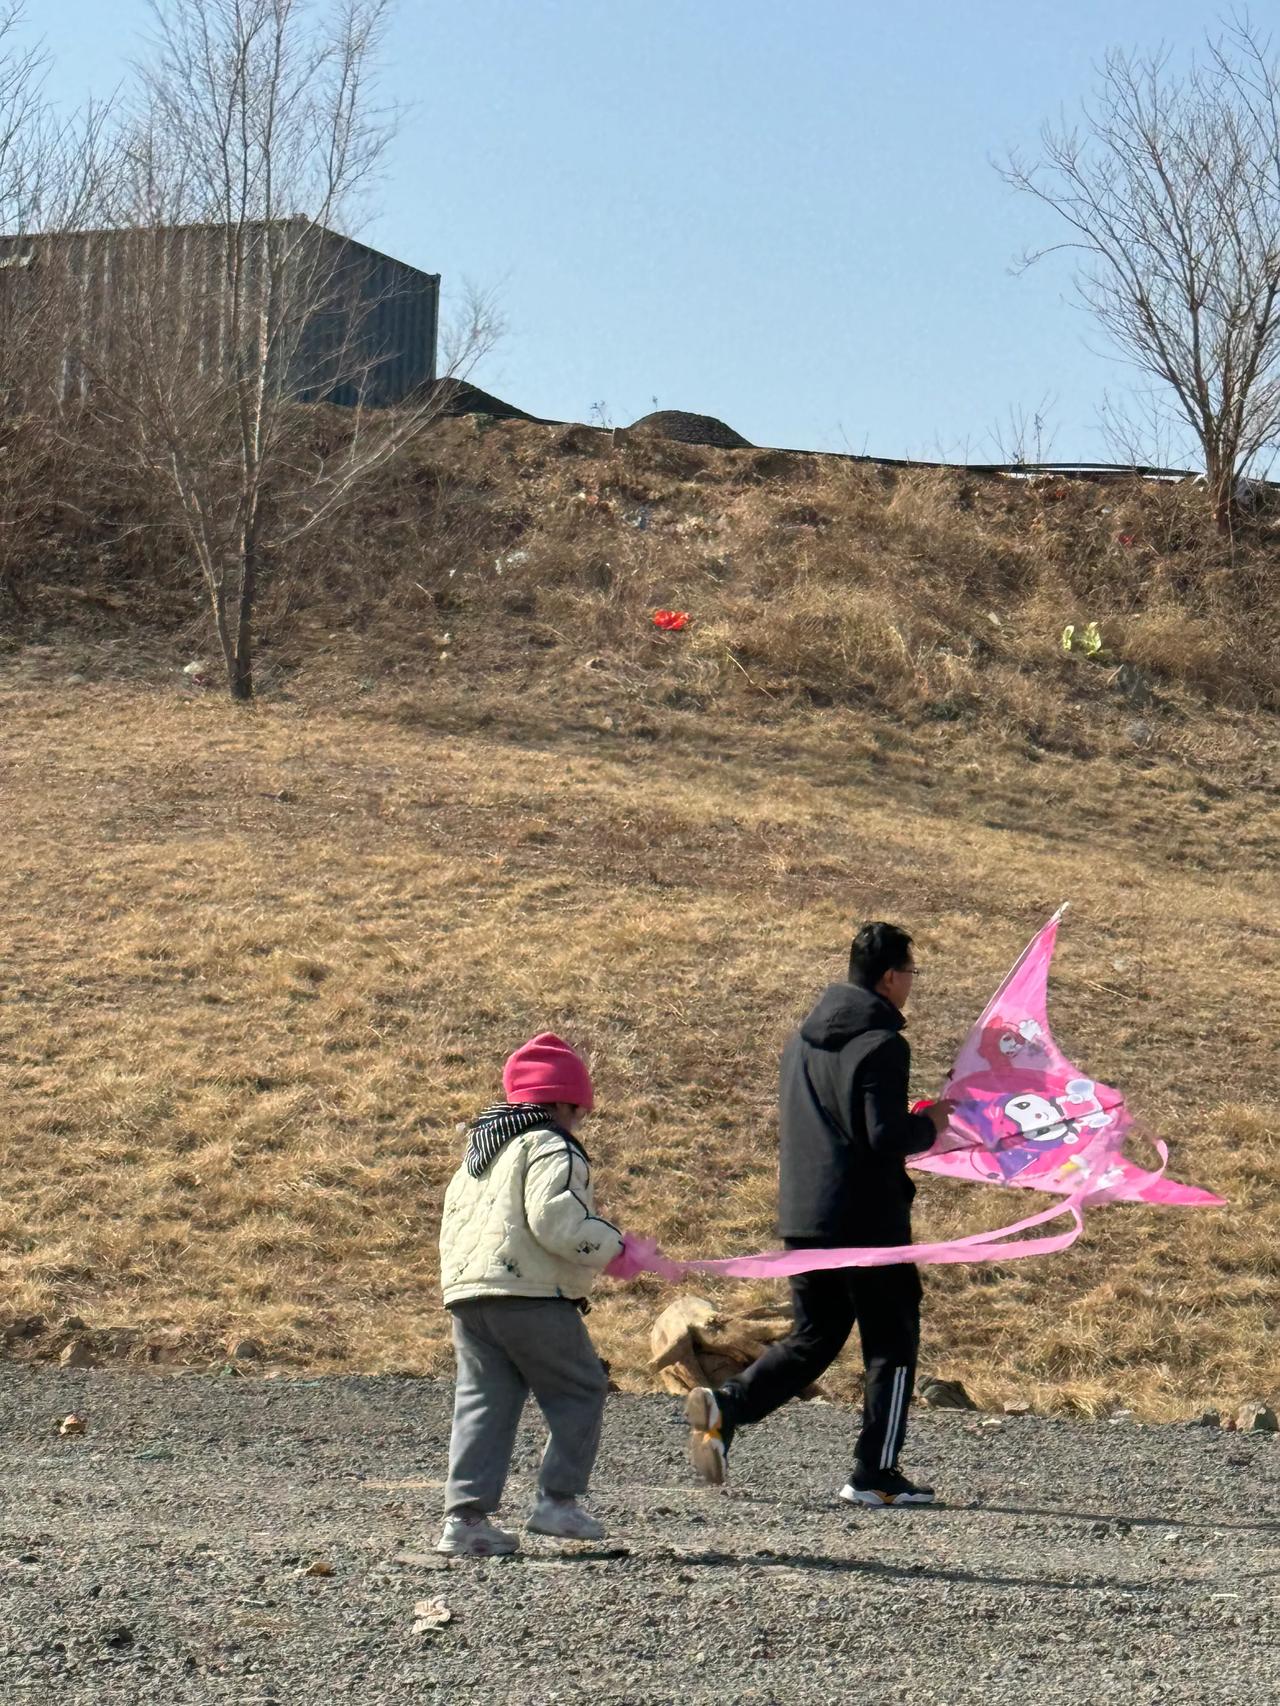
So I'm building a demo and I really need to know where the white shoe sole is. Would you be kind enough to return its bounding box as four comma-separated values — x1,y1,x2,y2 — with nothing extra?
686,1388,728,1486
838,1484,936,1507
526,1504,606,1541
435,1538,520,1556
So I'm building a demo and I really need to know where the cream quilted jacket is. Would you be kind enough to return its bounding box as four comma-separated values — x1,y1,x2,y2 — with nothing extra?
439,1123,624,1307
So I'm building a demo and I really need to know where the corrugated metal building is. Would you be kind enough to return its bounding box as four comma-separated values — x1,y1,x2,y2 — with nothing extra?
0,221,440,408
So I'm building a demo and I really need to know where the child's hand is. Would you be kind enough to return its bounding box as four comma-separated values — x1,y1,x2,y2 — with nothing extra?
604,1234,660,1281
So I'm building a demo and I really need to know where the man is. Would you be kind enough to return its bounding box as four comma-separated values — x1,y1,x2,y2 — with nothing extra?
686,922,953,1506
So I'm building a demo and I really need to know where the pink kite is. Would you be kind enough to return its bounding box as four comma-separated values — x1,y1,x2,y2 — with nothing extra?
626,906,1223,1282
913,904,1221,1210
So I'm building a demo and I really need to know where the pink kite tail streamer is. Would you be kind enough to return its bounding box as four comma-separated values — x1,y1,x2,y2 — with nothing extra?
636,1191,1088,1281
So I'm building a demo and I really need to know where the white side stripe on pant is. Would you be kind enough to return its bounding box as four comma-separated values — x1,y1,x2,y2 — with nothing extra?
880,1366,908,1469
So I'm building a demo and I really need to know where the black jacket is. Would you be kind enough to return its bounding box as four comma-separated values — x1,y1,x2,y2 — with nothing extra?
777,983,936,1245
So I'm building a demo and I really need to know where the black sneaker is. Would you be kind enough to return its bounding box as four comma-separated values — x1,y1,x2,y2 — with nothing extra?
839,1466,936,1507
685,1387,736,1486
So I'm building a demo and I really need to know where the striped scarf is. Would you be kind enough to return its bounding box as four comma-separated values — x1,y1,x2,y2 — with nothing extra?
464,1102,575,1178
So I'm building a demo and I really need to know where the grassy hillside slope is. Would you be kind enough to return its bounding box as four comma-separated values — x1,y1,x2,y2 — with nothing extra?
1,418,1276,1416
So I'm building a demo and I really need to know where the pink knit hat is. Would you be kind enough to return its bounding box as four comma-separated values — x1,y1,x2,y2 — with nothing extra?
502,1033,594,1111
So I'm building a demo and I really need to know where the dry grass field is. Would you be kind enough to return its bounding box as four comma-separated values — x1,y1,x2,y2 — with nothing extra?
1,419,1277,1417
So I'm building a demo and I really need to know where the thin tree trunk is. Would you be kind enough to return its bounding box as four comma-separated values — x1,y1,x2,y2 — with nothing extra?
1208,462,1236,536
210,574,238,693
230,526,257,701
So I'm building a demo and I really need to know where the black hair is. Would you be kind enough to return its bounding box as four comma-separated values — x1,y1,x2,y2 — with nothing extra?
848,921,914,988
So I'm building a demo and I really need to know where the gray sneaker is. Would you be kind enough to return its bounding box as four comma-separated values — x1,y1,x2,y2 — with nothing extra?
527,1495,606,1540
436,1512,520,1557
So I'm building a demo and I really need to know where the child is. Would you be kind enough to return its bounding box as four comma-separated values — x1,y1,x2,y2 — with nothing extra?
437,1032,641,1557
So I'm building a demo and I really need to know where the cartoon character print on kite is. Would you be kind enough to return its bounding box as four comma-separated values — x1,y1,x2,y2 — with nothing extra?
944,1065,1124,1186
991,1078,1113,1181
978,1016,1048,1072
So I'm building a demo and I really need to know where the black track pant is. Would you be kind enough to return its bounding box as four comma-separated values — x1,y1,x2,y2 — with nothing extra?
719,1254,922,1475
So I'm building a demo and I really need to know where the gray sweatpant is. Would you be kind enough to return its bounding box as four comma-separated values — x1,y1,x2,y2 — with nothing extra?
444,1297,609,1515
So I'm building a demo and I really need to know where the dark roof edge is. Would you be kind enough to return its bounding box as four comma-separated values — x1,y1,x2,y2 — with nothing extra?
1,219,437,280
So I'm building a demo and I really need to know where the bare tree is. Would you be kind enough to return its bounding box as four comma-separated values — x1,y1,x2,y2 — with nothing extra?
77,0,499,698
0,3,109,241
1002,17,1280,531
0,4,113,608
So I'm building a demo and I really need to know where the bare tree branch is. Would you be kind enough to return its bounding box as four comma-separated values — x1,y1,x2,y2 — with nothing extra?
1001,19,1280,530
0,5,117,608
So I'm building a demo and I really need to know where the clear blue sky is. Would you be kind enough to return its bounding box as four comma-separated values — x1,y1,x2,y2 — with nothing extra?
38,0,1216,461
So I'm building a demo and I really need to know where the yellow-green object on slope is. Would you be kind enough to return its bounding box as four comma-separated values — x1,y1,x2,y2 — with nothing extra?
1061,621,1104,657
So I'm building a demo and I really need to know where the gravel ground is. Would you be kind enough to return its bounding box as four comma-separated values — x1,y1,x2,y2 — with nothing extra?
0,1368,1275,1705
